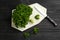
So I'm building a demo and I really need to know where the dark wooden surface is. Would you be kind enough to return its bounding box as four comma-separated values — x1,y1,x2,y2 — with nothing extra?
0,0,60,40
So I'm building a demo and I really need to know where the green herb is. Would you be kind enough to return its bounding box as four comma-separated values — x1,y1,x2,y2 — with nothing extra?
29,19,34,23
33,27,39,34
23,27,39,38
23,32,30,38
12,4,32,28
35,15,40,20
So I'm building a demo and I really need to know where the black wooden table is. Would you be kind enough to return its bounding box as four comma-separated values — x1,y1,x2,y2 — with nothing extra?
0,0,60,40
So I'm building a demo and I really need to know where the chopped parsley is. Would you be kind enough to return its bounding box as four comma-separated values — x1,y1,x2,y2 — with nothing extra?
12,4,32,28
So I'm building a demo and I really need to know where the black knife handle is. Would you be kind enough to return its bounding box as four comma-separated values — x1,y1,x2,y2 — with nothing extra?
46,16,57,27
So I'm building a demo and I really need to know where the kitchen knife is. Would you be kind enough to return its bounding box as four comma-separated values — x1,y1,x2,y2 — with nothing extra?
34,6,57,27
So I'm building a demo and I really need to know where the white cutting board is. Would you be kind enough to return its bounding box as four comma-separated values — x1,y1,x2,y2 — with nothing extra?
11,3,47,32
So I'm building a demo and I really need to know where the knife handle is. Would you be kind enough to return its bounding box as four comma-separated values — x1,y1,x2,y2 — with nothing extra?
46,16,57,27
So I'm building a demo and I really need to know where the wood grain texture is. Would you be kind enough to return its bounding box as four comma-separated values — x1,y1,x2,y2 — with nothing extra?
0,0,60,40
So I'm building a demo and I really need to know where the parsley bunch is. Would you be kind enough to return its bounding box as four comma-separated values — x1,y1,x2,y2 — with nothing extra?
13,4,32,28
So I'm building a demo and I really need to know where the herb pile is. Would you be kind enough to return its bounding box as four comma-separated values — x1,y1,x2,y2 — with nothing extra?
33,27,39,34
23,27,39,38
23,32,30,38
13,4,32,28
